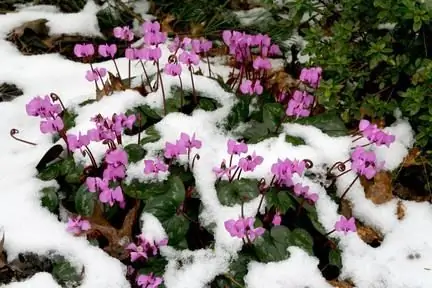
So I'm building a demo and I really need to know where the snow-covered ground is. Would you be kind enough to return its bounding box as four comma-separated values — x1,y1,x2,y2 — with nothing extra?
0,1,431,288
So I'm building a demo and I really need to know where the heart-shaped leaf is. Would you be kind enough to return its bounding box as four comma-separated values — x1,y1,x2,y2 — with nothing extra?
254,226,291,263
294,112,348,136
265,189,295,213
74,184,96,217
216,179,260,206
40,186,59,213
123,179,167,200
124,143,146,163
140,126,161,145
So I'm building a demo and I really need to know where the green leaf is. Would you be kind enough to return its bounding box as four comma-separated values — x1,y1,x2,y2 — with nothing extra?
62,111,77,131
285,135,305,146
52,256,82,287
329,248,342,268
198,97,217,111
124,143,146,163
60,157,76,175
226,97,250,129
78,99,97,107
242,121,271,144
265,189,295,212
216,179,260,206
140,126,161,145
140,105,163,120
40,187,59,213
37,162,61,181
138,257,168,277
294,112,348,136
225,254,252,286
123,179,167,200
254,226,291,263
74,184,96,216
289,228,314,254
262,103,284,129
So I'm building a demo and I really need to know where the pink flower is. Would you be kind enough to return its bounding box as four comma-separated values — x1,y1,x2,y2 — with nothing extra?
286,90,314,118
142,21,161,33
136,47,162,61
86,176,109,193
272,213,282,226
66,216,91,235
85,70,98,81
164,141,187,159
224,217,265,241
67,132,90,151
179,51,200,66
178,132,202,150
144,159,168,174
99,186,125,207
252,56,272,70
299,67,322,88
98,44,117,58
213,160,237,179
113,26,134,41
164,63,182,76
106,148,128,167
125,48,137,60
351,146,384,179
239,80,263,95
74,43,94,58
334,216,357,234
26,95,61,118
136,273,163,288
358,119,395,147
238,152,263,172
271,158,306,187
227,139,248,155
40,116,64,134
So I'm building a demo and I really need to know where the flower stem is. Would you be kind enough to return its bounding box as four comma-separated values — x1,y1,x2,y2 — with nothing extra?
206,54,212,77
191,154,200,169
137,114,142,144
189,66,197,105
256,193,265,215
339,175,359,201
139,60,152,91
83,145,97,168
323,229,336,237
49,93,66,111
10,129,37,146
128,60,131,88
178,75,184,110
156,61,167,115
112,59,121,78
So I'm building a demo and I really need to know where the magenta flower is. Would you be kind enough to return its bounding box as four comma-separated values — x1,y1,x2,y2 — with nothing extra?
142,20,161,33
137,47,162,61
351,146,384,179
98,44,117,58
358,119,395,147
40,116,64,134
293,183,319,203
136,273,163,288
227,139,248,155
113,26,134,41
252,56,272,70
105,148,128,167
85,70,98,82
239,80,263,95
125,48,137,60
334,216,357,235
26,95,62,118
253,33,271,47
168,36,181,52
178,132,202,150
299,67,322,88
113,113,136,130
66,216,91,235
103,165,126,181
179,51,200,66
164,141,187,159
99,186,125,207
126,242,150,262
164,63,182,76
67,132,90,151
224,217,265,241
199,38,213,53
286,90,314,118
271,158,306,187
272,213,282,226
144,159,168,174
86,176,109,193
238,152,264,172
213,160,237,179
74,43,95,58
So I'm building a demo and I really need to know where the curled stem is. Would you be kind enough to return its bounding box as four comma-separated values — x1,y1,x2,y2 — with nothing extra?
339,175,359,201
102,139,116,150
328,160,349,174
10,129,37,146
49,93,66,111
303,159,314,169
82,146,97,168
191,154,200,169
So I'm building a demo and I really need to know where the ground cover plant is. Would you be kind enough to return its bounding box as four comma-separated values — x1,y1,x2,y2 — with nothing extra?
0,1,430,288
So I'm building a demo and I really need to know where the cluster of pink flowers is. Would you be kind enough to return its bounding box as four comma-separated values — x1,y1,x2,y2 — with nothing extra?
113,26,134,41
271,158,318,204
358,119,395,147
144,158,168,175
136,273,163,288
85,67,107,82
240,79,263,95
300,67,322,89
350,146,384,179
66,215,91,235
126,234,168,262
86,147,128,207
213,139,263,180
66,113,135,152
26,95,64,134
163,132,202,159
224,216,265,242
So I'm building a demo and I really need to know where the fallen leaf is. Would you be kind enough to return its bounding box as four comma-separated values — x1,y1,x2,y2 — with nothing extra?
396,200,406,220
339,199,353,218
328,279,354,288
267,70,299,92
161,14,175,34
11,19,49,37
190,22,205,38
109,72,125,91
362,171,393,204
357,223,383,245
402,147,423,167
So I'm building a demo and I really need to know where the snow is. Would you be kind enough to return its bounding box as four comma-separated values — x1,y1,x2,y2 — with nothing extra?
0,2,431,288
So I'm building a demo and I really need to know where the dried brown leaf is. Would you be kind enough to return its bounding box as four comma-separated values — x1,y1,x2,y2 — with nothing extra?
339,199,353,219
328,279,355,288
402,147,423,167
357,224,383,245
190,22,205,38
362,171,393,204
161,14,175,34
109,72,125,92
393,183,431,202
12,19,49,37
396,200,406,220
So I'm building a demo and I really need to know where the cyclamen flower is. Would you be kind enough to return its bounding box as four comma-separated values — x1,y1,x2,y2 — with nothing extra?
238,152,264,172
105,148,128,167
40,116,64,134
252,56,272,70
334,216,357,234
86,176,109,193
99,186,125,207
227,139,248,155
271,158,306,187
179,51,200,66
239,79,263,95
299,67,322,88
164,63,182,76
113,113,136,130
293,183,319,204
350,146,384,179
164,141,187,159
136,273,163,288
85,68,107,82
137,47,162,61
224,216,265,241
272,213,282,226
67,132,90,151
113,26,134,41
127,234,168,262
103,163,127,181
66,216,91,235
98,44,117,58
26,95,62,118
178,132,202,150
125,48,137,60
144,159,168,174
74,43,94,58
213,160,237,179
253,33,271,47
358,119,395,147
286,90,314,118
